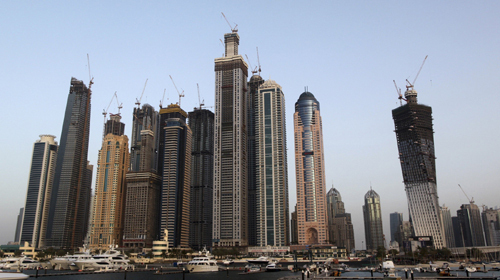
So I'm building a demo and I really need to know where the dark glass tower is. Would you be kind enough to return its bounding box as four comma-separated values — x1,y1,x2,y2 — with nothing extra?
20,135,58,248
188,108,214,250
247,74,264,246
392,85,445,248
457,203,485,247
363,188,384,251
159,104,191,248
46,77,92,249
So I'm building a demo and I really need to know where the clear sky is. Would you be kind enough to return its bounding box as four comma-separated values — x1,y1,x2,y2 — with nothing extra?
1,1,499,249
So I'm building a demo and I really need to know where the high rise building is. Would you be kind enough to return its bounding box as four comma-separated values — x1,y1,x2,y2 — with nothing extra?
294,91,328,245
46,77,92,249
247,73,264,246
20,135,58,248
441,206,455,248
123,104,160,250
15,208,24,243
130,104,158,172
159,104,192,249
213,31,249,248
363,188,384,251
89,115,129,249
188,108,214,250
389,213,403,243
457,203,485,247
327,187,355,252
291,205,298,245
395,221,413,248
392,83,446,249
482,207,500,246
452,216,463,248
255,79,289,247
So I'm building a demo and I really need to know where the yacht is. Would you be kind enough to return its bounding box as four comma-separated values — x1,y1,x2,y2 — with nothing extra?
265,261,281,272
73,246,131,271
247,256,270,264
0,258,22,270
50,251,93,270
222,258,234,265
185,247,219,273
0,271,30,279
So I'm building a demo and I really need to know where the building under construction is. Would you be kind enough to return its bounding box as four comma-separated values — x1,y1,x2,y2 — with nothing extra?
392,69,446,248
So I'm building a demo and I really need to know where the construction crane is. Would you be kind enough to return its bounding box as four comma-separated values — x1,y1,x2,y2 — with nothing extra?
87,54,94,92
169,75,184,107
160,88,167,109
393,80,406,105
458,184,474,204
197,83,205,110
102,91,122,139
221,12,238,33
135,79,148,108
256,47,261,75
406,55,428,91
245,54,258,75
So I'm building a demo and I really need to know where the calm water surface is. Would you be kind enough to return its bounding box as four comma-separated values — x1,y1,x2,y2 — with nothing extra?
21,267,500,280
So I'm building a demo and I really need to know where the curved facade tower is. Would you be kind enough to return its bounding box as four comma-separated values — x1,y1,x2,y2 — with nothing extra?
294,91,328,245
392,86,446,248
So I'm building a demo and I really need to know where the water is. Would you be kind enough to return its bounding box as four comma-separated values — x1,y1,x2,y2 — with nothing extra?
22,269,298,280
20,267,500,280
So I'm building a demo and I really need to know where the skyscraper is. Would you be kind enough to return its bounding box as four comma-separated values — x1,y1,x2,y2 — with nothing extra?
457,203,485,247
482,207,500,246
213,31,249,248
255,79,289,247
294,91,328,245
363,188,384,251
441,206,456,248
20,135,58,248
159,104,192,249
188,108,214,250
389,212,403,243
327,187,355,252
247,73,264,246
123,104,160,249
392,83,446,249
89,115,129,249
46,77,92,249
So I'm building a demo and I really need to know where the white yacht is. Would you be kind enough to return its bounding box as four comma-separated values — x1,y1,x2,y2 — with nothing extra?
247,256,270,264
0,271,30,279
50,251,93,270
73,246,131,271
185,247,219,273
0,258,22,270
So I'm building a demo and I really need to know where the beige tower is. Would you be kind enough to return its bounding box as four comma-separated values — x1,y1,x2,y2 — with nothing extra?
89,115,129,250
294,91,328,245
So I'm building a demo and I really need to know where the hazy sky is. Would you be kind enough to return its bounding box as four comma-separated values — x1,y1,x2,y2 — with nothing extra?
1,1,499,249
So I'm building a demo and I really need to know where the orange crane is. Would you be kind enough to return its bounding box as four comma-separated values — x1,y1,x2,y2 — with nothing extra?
169,75,184,107
135,79,148,108
221,12,238,32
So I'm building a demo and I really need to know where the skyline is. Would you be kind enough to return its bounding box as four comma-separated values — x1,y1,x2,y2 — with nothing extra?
1,1,500,249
